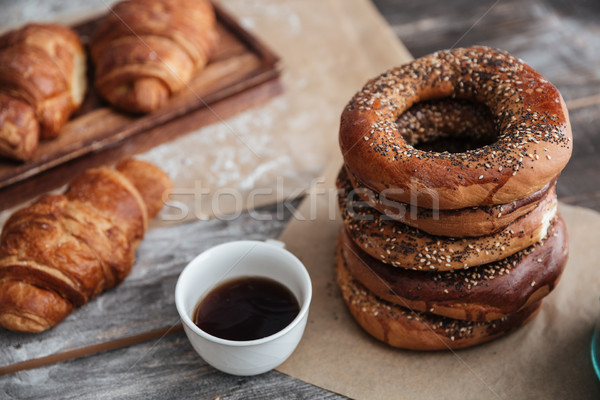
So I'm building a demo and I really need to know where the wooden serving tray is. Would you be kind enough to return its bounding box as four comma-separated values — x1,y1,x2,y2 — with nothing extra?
0,3,282,210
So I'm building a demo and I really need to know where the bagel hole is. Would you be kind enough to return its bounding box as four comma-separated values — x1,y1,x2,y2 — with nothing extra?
397,99,497,153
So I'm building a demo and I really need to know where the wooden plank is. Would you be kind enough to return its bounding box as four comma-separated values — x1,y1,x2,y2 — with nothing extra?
0,331,346,400
0,324,183,376
0,2,282,198
376,0,544,57
376,0,600,102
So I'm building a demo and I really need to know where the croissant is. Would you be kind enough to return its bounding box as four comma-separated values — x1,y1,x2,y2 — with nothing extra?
0,23,86,161
90,0,218,113
0,159,172,332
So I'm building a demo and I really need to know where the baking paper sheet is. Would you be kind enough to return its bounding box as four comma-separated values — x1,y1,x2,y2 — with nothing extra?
277,150,600,399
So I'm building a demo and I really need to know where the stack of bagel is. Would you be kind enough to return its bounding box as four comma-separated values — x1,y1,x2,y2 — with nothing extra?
336,46,572,350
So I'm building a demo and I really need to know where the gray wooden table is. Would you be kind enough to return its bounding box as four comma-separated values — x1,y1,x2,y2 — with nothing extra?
1,0,600,398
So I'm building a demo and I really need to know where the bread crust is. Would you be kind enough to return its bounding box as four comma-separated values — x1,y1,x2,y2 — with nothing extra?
0,93,39,160
338,167,558,270
0,24,86,140
0,159,171,332
336,245,542,350
339,46,572,209
0,23,86,160
344,164,555,238
90,0,218,113
338,214,568,321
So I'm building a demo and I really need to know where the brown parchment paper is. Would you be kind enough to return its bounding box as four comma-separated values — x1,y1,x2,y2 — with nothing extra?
276,148,600,399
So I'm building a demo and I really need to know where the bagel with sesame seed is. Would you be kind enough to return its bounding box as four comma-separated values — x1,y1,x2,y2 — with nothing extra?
337,168,558,270
336,243,543,350
344,142,556,238
337,214,568,322
339,46,572,210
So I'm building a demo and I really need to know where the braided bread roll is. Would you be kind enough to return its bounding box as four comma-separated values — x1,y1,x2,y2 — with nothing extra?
0,159,172,333
0,23,86,160
90,0,218,113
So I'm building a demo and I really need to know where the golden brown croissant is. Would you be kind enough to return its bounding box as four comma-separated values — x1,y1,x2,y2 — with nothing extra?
90,0,218,113
0,159,172,332
0,23,86,161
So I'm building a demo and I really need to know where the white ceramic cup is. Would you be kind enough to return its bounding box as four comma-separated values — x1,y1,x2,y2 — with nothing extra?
175,240,312,376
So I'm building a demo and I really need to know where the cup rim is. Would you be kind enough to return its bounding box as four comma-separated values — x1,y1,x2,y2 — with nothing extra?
175,240,312,347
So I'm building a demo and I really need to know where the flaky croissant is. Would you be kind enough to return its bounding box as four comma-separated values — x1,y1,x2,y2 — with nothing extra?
90,0,218,113
0,23,86,161
0,159,172,333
